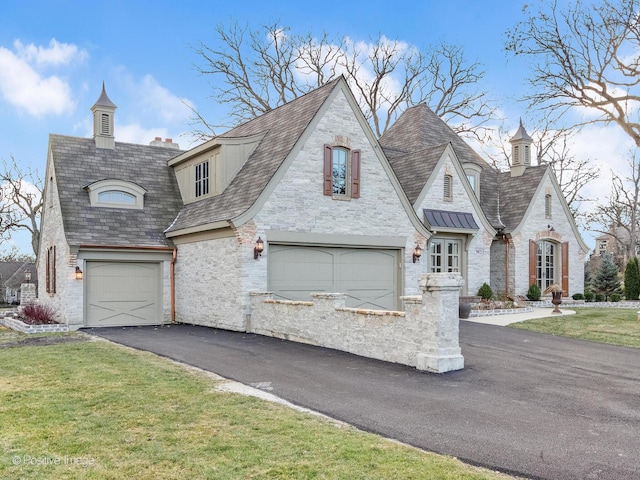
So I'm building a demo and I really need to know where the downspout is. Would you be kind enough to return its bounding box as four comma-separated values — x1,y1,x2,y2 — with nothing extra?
503,235,510,297
171,247,177,323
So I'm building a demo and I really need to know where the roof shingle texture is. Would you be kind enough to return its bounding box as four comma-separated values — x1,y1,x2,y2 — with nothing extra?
379,103,548,232
166,78,340,233
50,134,183,247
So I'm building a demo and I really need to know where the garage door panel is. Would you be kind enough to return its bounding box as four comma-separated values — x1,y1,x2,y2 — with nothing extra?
86,262,161,327
268,245,399,309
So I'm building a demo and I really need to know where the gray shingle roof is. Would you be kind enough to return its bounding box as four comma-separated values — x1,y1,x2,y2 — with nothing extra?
49,135,183,247
166,78,342,233
379,103,547,232
497,166,548,230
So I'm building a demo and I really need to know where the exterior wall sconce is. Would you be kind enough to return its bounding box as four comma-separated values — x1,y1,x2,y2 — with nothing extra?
24,269,31,283
75,266,83,280
254,237,264,260
412,244,422,263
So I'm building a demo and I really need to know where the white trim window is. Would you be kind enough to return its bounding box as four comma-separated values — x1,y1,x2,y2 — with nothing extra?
195,160,209,198
85,179,146,210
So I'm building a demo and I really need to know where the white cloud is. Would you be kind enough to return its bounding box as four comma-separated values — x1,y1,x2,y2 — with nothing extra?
0,38,87,116
13,38,88,67
120,73,193,124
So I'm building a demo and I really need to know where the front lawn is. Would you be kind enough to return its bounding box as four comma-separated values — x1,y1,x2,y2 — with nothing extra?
510,308,640,348
0,328,514,480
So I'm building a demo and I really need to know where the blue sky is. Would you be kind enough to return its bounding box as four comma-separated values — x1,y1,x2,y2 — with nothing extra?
0,1,623,254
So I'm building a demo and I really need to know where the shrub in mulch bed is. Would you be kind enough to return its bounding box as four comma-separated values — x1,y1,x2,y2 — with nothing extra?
17,303,59,325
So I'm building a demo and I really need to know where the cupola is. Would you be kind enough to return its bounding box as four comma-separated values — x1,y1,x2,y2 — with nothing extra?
509,119,533,177
91,82,117,150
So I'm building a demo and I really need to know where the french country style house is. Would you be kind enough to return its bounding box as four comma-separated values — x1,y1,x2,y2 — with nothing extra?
37,78,587,329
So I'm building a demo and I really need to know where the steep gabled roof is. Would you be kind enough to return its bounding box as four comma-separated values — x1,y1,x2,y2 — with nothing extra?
49,135,183,247
497,165,548,230
166,78,342,233
382,143,447,205
378,103,584,239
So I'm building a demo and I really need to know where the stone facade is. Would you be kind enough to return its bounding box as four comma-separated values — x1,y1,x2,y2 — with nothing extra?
249,273,464,373
512,174,586,296
415,152,492,295
174,236,244,330
37,156,85,329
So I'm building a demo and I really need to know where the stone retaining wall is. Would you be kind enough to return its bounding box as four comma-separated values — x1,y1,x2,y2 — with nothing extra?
248,273,464,373
1,314,69,334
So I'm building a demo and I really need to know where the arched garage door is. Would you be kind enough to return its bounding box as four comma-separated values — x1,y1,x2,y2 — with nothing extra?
86,262,162,327
268,245,400,310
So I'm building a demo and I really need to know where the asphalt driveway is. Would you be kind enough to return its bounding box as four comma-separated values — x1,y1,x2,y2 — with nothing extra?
87,321,640,480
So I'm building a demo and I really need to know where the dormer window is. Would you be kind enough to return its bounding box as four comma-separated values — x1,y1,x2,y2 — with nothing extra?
463,163,481,199
195,161,209,198
97,190,136,205
85,179,146,210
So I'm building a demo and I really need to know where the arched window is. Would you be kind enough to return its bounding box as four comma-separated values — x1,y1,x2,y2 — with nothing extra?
97,190,136,205
85,179,146,209
537,240,556,290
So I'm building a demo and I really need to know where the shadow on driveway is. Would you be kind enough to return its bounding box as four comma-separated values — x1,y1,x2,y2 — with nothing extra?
86,321,640,480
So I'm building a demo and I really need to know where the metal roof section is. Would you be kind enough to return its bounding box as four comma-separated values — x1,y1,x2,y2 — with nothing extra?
423,209,479,231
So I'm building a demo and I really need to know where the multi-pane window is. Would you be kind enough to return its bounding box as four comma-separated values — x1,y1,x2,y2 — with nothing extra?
537,240,555,290
332,147,348,195
429,239,461,273
323,144,360,199
97,190,136,205
195,161,209,198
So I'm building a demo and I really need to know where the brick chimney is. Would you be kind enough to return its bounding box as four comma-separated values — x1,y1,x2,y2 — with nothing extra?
150,137,180,149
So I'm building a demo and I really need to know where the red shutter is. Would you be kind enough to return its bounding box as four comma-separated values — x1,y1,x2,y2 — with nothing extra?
562,241,569,297
323,144,332,195
46,248,50,293
351,149,361,198
52,246,56,294
529,240,537,288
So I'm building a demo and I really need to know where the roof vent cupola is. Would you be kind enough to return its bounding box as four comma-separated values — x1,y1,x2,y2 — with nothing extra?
91,82,117,150
509,119,533,177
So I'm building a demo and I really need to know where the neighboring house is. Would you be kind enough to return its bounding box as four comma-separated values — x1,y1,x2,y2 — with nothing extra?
38,78,587,329
0,261,37,304
591,225,639,270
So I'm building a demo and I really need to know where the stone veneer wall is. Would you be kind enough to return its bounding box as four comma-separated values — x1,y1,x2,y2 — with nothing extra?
249,273,465,373
174,236,245,330
512,174,586,296
416,154,492,296
250,89,426,298
37,156,84,328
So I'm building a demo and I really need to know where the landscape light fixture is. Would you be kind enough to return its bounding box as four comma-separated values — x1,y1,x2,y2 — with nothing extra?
413,244,422,263
24,269,31,283
254,237,264,260
75,266,83,280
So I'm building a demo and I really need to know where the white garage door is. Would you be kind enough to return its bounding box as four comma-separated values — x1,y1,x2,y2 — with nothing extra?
86,262,162,327
268,245,400,310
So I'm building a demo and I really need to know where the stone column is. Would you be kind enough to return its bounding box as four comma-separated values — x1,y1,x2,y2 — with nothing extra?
20,283,37,305
416,273,465,373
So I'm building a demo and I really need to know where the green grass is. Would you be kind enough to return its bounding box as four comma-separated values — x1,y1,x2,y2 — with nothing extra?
510,308,640,348
0,327,514,480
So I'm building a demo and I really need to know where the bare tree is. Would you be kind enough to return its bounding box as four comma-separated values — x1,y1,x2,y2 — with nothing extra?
0,156,42,256
506,0,640,146
587,151,640,264
480,118,599,221
193,22,495,138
